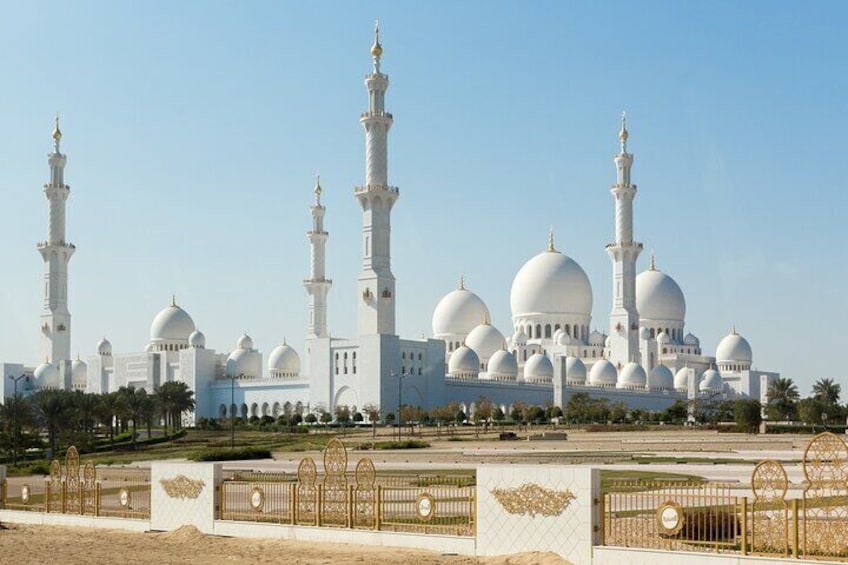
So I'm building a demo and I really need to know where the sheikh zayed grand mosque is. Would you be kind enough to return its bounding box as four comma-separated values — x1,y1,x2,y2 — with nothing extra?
0,26,780,423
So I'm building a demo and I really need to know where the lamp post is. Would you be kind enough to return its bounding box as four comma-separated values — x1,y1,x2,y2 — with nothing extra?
393,370,409,441
8,374,28,467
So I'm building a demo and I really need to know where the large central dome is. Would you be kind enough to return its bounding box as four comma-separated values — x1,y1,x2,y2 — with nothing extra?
432,284,490,338
150,300,196,342
636,266,686,322
510,250,593,319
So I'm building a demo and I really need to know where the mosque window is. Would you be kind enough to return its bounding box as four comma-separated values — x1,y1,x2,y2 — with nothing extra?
344,352,348,360
418,368,422,375
402,352,406,359
418,353,422,360
545,325,552,338
448,342,453,352
663,348,667,354
565,324,571,336
402,366,406,374
650,328,655,338
535,324,542,338
523,350,527,361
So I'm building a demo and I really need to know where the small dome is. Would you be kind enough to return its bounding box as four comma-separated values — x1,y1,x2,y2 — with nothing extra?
639,327,651,340
512,328,528,346
510,249,593,320
96,337,112,355
588,330,605,346
557,331,573,346
700,368,724,392
565,356,587,384
487,349,518,381
236,333,254,351
716,329,752,365
227,348,261,379
657,331,670,345
465,323,506,363
648,364,674,391
34,361,60,389
552,328,565,343
189,330,206,348
150,301,196,342
589,359,618,387
524,353,553,383
432,286,490,339
604,336,611,348
143,343,153,353
448,345,480,377
617,362,647,389
674,367,692,390
71,357,87,387
683,333,700,346
268,342,300,375
636,267,686,322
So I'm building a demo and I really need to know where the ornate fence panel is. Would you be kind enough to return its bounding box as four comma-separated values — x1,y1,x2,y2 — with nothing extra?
321,438,349,527
95,466,152,519
295,457,318,525
801,432,848,560
64,446,81,514
750,459,789,557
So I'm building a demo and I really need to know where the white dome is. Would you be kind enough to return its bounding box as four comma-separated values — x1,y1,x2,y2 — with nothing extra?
648,364,674,390
674,367,692,390
553,328,565,343
512,328,528,345
589,359,617,387
189,330,206,348
487,349,518,381
227,348,261,379
71,358,87,387
524,353,553,383
510,250,593,319
639,327,650,340
617,362,647,389
268,342,300,375
636,268,686,322
557,331,573,346
96,337,112,355
432,287,490,338
236,333,254,350
700,368,724,392
150,302,196,342
604,336,611,348
465,323,506,363
448,346,480,376
683,333,700,346
716,330,752,364
143,343,153,353
588,330,605,346
656,331,670,345
565,356,587,384
34,361,59,389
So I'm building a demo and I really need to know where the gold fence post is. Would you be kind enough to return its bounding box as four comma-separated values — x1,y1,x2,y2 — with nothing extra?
95,483,101,517
348,485,355,529
376,485,382,531
79,484,84,516
740,496,748,556
791,499,799,559
1,480,6,509
316,484,322,527
61,482,67,514
290,483,297,525
45,480,51,513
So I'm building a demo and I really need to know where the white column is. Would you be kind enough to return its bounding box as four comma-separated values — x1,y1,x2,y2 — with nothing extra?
38,118,74,364
304,177,332,338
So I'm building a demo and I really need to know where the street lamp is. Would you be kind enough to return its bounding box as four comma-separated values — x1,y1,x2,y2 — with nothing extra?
393,370,409,441
8,374,29,467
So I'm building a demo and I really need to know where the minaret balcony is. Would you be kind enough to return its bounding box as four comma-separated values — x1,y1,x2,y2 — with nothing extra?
360,111,393,119
37,241,75,250
605,241,643,249
354,184,399,196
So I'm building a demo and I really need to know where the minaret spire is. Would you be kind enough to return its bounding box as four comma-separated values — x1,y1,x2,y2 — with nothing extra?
305,175,332,339
356,21,398,336
548,226,556,252
39,117,75,364
606,112,642,367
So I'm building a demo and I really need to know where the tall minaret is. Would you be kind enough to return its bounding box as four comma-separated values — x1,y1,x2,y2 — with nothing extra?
38,117,75,363
304,176,332,338
355,21,398,336
606,113,642,367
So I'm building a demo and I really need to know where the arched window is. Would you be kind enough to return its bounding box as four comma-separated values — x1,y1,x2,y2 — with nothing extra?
545,324,552,338
418,353,422,360
565,324,571,336
523,350,527,361
448,342,453,352
535,324,542,338
402,352,406,359
650,328,655,338
527,325,533,338
554,324,561,331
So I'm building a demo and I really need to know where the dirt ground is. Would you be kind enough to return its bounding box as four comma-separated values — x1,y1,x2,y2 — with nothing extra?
0,524,571,565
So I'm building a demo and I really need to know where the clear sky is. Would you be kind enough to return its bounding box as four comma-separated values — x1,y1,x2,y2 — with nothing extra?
0,1,845,395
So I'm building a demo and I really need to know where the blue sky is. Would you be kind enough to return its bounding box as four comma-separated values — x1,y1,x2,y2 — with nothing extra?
0,2,844,395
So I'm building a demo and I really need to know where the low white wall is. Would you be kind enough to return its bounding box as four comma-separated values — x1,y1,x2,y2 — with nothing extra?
592,547,844,565
476,464,600,565
0,509,149,532
150,462,221,534
213,520,476,555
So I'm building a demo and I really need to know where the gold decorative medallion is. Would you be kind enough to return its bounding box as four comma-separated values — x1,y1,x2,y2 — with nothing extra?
656,500,685,535
491,483,575,517
21,484,30,504
159,475,205,499
119,488,132,508
250,486,265,512
417,492,435,521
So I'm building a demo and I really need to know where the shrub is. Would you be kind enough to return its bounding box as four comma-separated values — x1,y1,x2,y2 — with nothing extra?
191,447,272,461
374,440,430,450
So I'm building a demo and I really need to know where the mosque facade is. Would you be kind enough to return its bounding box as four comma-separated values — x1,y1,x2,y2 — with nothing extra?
0,26,779,423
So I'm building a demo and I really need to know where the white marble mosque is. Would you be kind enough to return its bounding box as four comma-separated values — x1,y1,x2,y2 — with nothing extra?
0,24,779,423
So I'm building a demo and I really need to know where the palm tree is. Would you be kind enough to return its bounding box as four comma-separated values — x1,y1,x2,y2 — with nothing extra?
155,381,195,434
32,389,67,456
122,387,146,450
767,377,800,420
97,391,125,444
812,378,841,406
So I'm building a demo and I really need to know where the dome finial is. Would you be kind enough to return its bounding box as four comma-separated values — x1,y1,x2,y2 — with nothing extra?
171,294,176,307
548,226,556,252
731,324,737,335
619,111,628,153
650,250,656,271
458,275,465,290
314,173,322,203
370,19,383,68
52,114,62,150
283,336,287,346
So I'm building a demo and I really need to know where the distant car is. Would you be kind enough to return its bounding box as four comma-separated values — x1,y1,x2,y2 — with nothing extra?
499,432,518,441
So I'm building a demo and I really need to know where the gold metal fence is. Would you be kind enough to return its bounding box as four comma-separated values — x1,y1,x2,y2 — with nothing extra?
218,438,476,536
95,467,151,519
601,432,848,562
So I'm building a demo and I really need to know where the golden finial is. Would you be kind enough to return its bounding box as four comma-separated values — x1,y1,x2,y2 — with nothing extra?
650,251,656,271
619,111,628,152
52,114,62,150
371,20,383,59
731,324,737,335
171,294,177,307
458,275,465,290
283,336,287,346
483,311,490,325
314,173,322,203
548,226,556,252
